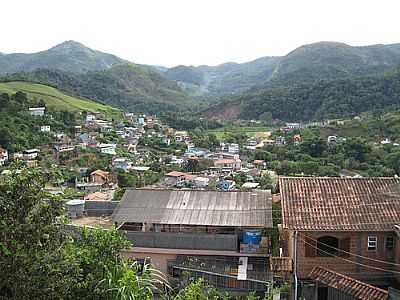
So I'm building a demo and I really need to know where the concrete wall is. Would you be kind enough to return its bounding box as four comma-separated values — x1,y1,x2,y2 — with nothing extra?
84,200,118,216
125,231,238,251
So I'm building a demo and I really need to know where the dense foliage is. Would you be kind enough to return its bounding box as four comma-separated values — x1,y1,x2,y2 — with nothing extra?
245,128,400,177
0,92,76,151
236,67,400,121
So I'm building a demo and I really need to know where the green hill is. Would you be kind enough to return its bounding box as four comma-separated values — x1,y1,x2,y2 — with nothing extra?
0,40,124,74
2,64,197,115
0,81,121,119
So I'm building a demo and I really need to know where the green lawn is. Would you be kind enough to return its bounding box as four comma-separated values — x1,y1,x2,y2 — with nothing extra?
0,81,122,120
207,126,273,140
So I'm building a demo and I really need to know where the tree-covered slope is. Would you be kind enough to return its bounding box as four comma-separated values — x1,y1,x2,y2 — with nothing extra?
159,57,280,96
0,41,124,74
204,67,400,121
1,64,197,114
269,42,400,84
162,42,400,98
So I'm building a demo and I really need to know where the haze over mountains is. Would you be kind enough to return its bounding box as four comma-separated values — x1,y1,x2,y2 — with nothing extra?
2,40,400,120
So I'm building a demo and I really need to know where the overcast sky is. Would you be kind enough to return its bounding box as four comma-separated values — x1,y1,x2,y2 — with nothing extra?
1,0,400,67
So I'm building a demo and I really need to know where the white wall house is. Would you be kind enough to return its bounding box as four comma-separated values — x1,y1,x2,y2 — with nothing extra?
29,107,45,117
0,148,8,166
86,114,96,122
40,125,51,132
97,143,117,155
23,149,39,160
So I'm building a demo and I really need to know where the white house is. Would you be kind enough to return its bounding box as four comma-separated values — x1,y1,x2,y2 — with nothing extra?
29,107,45,117
97,143,117,155
86,114,96,122
193,176,209,188
23,149,39,160
165,171,187,187
0,148,8,166
40,125,51,133
220,143,240,154
327,135,337,143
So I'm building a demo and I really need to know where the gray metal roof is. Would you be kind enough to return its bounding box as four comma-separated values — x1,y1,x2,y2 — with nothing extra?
112,189,273,228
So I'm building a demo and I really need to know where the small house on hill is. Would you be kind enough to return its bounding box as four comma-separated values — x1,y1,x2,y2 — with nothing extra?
90,169,111,185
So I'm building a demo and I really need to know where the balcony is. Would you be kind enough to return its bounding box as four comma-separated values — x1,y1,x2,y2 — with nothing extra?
168,255,272,293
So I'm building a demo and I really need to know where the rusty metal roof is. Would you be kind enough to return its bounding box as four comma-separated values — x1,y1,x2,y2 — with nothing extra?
279,177,400,231
112,189,272,227
309,266,389,300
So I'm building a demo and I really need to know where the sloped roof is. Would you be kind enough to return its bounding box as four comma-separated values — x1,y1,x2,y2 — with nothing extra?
309,267,388,300
90,169,109,178
166,171,187,177
279,177,400,231
112,189,273,227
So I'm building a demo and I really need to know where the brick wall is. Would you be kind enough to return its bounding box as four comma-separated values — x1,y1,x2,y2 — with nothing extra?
287,230,397,285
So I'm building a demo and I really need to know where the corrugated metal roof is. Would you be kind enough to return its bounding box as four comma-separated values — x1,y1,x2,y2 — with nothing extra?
280,177,400,231
309,267,389,300
112,189,272,227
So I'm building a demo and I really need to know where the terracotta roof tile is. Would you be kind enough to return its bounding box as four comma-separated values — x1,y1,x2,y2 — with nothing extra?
309,267,388,300
166,171,187,177
90,169,109,178
279,177,400,231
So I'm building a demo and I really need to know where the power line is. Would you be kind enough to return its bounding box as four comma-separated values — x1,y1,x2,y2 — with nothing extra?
300,234,400,267
300,236,400,276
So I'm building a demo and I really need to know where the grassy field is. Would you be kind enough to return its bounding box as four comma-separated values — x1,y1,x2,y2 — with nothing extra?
0,81,122,119
207,126,273,140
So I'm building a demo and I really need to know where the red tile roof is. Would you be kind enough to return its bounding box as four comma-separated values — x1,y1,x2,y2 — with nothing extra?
166,171,187,177
309,267,388,300
215,158,240,165
279,177,400,231
90,169,109,179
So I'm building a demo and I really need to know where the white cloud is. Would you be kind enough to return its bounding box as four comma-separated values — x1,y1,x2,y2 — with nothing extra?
1,0,399,67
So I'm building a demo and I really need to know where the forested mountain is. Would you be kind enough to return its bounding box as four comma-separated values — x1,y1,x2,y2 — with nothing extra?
203,67,400,121
160,42,400,98
269,42,400,84
158,57,280,96
1,64,197,114
0,41,124,74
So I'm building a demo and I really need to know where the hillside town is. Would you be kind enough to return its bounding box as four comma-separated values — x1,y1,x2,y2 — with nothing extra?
3,2,400,298
1,105,400,300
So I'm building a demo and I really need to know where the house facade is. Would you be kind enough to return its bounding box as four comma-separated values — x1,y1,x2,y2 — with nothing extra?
112,189,274,294
23,149,39,160
90,169,111,185
0,148,8,166
278,177,400,297
28,107,45,116
165,171,187,187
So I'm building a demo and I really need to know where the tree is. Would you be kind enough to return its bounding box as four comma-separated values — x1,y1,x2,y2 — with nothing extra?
0,164,79,299
0,164,164,300
13,91,28,104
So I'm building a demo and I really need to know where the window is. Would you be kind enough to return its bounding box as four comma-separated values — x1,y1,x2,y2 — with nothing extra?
317,236,339,256
386,236,394,250
367,235,377,250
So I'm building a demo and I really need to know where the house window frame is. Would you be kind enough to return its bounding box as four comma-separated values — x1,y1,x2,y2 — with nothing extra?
367,235,377,251
385,236,394,250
